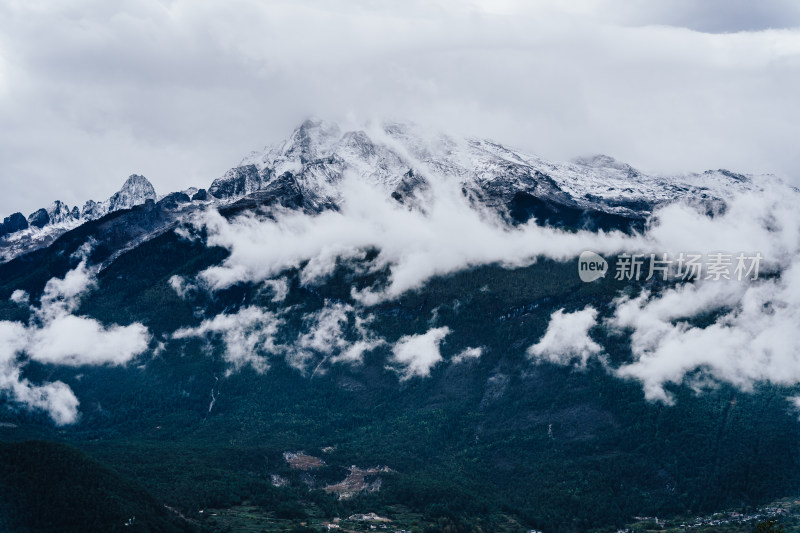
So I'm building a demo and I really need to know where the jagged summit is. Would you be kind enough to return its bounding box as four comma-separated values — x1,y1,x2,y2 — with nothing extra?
211,119,757,217
1,119,765,264
79,173,157,219
46,200,80,225
108,174,157,212
1,174,158,254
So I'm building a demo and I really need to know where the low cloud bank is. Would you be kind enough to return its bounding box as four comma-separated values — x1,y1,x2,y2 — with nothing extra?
0,262,151,424
527,183,800,402
180,173,800,402
611,263,800,403
191,176,634,304
608,186,800,403
189,170,794,302
185,169,800,400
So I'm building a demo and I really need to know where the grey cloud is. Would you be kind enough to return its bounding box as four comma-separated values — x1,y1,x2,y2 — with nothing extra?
1,1,799,217
615,0,800,32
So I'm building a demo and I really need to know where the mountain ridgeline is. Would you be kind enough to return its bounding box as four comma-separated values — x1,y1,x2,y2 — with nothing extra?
0,120,795,533
0,119,755,262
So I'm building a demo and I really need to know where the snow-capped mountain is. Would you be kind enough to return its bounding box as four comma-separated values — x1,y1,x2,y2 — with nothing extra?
1,119,764,265
76,174,158,220
0,120,795,533
217,119,757,217
0,174,159,262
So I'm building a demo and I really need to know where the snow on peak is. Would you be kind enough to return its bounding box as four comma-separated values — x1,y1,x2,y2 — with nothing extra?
3,174,158,254
108,174,157,211
46,200,81,225
214,120,759,215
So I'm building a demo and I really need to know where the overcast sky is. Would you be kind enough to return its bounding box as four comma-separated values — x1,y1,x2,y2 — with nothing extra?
1,0,799,217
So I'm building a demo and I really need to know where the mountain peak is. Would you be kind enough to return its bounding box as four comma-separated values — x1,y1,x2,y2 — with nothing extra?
108,174,157,211
283,118,342,164
46,200,80,225
211,119,758,215
120,174,156,193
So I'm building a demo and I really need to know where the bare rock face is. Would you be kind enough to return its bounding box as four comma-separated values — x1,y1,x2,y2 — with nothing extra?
27,208,49,229
46,200,80,225
209,165,271,199
191,188,208,201
0,212,28,237
80,199,103,220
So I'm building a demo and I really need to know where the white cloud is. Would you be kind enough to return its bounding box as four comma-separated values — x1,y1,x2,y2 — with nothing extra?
27,314,150,366
184,168,800,403
25,261,150,367
168,275,193,299
390,326,451,380
295,302,385,373
9,289,29,305
297,303,348,351
508,184,800,403
171,300,384,377
333,312,385,364
642,182,800,267
173,306,283,375
194,174,634,303
610,264,800,403
588,183,800,403
605,187,800,403
528,307,602,368
0,262,150,424
186,167,797,309
293,302,352,372
37,260,96,320
0,321,78,425
452,346,483,364
333,337,384,365
789,395,800,415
